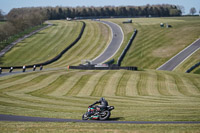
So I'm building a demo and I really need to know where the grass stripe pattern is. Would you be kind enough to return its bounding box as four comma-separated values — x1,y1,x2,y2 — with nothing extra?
0,69,200,121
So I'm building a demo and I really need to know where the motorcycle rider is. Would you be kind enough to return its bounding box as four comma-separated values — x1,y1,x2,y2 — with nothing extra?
90,97,108,112
87,97,108,117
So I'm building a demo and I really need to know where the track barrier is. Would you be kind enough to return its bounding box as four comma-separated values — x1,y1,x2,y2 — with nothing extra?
117,29,137,66
69,65,137,71
104,59,115,65
186,62,200,73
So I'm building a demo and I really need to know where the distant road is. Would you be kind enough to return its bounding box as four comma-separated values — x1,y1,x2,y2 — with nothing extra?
157,39,200,71
1,114,200,124
91,20,124,64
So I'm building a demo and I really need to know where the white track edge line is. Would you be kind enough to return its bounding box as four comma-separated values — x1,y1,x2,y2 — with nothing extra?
91,21,113,62
172,47,200,71
157,38,200,70
91,20,124,64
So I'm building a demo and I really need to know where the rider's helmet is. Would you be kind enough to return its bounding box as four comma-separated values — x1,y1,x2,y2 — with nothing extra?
100,97,105,101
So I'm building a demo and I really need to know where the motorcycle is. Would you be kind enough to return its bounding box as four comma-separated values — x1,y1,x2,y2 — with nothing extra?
82,105,114,121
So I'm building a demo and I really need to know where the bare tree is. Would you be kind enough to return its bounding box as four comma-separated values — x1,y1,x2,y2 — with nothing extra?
177,5,185,15
0,9,4,20
0,7,48,50
190,7,196,15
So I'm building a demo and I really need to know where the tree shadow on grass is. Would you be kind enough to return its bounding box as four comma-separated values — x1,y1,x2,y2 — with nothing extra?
35,32,46,34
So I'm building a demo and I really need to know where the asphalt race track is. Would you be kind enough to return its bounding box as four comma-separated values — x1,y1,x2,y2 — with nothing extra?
1,114,200,124
0,67,64,77
91,20,124,64
157,38,200,71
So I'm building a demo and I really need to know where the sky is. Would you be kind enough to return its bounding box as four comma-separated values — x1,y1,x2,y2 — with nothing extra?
0,0,200,15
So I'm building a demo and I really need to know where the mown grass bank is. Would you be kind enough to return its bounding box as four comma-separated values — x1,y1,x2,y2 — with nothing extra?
0,69,199,122
193,67,200,74
47,20,111,68
0,20,83,66
0,24,48,51
0,122,200,133
1,17,199,72
0,17,200,132
105,17,200,70
0,20,111,69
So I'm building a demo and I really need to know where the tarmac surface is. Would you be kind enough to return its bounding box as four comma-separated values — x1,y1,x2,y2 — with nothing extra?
0,70,25,77
0,67,65,77
1,114,200,124
91,20,124,64
157,38,200,71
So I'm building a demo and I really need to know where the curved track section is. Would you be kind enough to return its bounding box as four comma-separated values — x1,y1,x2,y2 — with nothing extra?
157,38,200,71
91,20,124,64
1,114,200,124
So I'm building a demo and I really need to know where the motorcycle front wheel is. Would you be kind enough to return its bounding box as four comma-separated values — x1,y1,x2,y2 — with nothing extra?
99,110,111,121
82,114,89,120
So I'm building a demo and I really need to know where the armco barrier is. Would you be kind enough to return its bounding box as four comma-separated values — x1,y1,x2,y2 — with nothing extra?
104,59,115,65
0,21,86,70
186,62,200,73
117,29,137,66
69,65,137,71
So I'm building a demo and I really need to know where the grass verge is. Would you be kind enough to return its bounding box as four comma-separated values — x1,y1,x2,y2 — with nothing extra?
0,122,200,133
0,69,199,122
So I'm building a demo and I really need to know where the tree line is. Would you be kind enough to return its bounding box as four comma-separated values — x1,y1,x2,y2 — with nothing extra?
0,8,47,50
46,4,182,19
0,9,4,20
0,4,182,50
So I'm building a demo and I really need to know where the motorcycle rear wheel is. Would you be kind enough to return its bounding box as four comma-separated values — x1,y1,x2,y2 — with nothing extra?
99,110,110,121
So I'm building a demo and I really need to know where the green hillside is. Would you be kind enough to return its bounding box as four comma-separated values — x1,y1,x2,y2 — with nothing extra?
0,20,83,66
1,17,199,70
47,20,111,68
1,121,199,132
0,69,200,121
0,69,200,132
0,17,200,132
107,17,200,69
0,20,111,68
